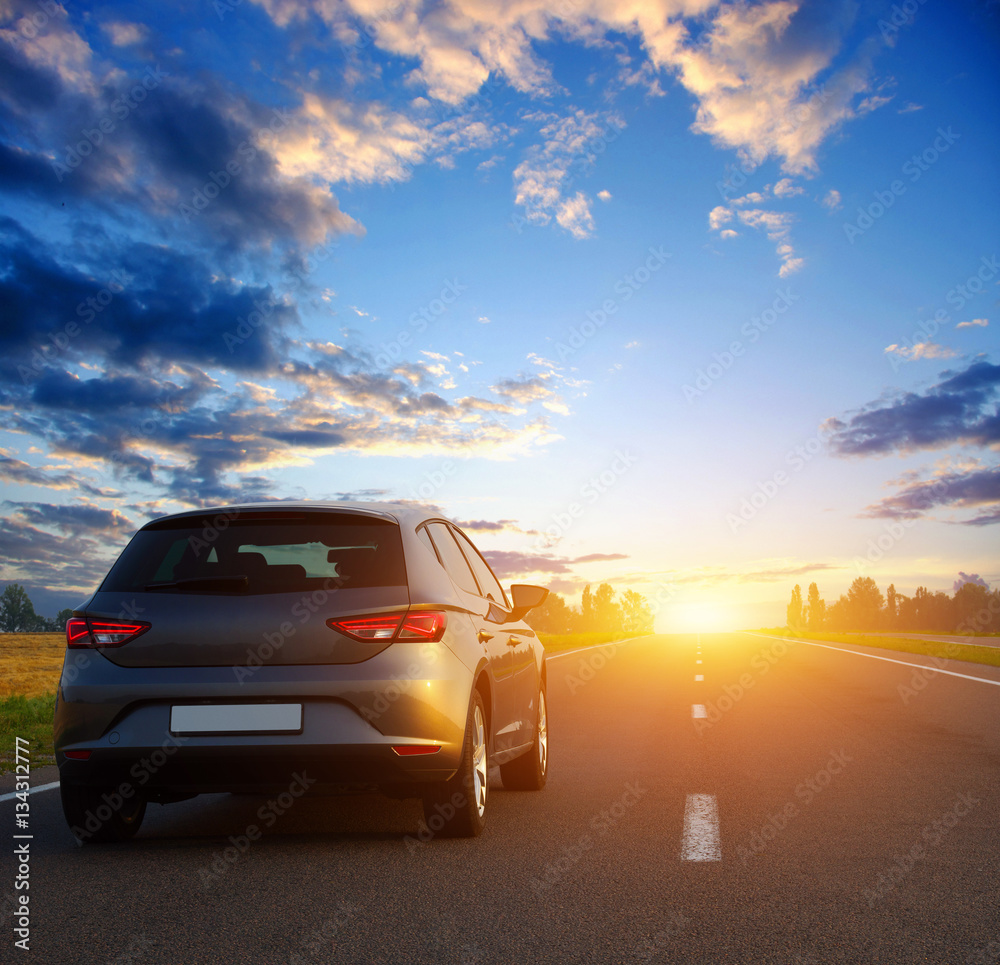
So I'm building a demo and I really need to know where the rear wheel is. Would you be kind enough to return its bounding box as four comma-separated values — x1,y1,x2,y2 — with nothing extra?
500,686,548,791
60,781,146,844
422,689,488,838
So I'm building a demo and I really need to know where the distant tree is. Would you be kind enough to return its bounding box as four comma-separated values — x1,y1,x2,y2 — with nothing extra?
621,589,653,633
54,608,75,630
846,577,884,631
581,584,594,627
953,581,991,632
0,583,40,632
593,583,621,631
805,583,825,630
826,594,850,631
526,592,580,635
786,584,803,628
885,584,897,630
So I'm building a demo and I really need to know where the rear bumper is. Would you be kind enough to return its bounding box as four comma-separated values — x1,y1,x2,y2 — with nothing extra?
54,641,474,794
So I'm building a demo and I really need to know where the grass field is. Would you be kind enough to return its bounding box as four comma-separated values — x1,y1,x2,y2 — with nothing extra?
537,630,650,653
756,628,1000,669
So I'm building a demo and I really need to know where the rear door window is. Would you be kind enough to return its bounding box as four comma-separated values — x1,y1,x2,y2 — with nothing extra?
425,522,479,595
451,527,508,607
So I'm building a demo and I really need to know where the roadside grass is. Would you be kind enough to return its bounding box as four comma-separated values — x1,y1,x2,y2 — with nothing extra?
0,633,64,774
754,628,1000,669
0,693,57,775
539,630,650,653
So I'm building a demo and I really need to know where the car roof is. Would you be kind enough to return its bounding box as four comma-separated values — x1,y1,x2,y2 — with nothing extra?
139,500,449,531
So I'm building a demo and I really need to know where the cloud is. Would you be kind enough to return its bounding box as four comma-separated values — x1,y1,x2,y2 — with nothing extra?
954,572,989,592
101,21,147,47
512,109,622,238
481,549,628,579
859,465,1000,524
957,318,988,329
883,342,959,362
821,188,842,209
719,228,738,239
597,189,612,202
708,205,733,230
773,178,805,198
736,209,804,275
825,360,1000,457
898,102,923,114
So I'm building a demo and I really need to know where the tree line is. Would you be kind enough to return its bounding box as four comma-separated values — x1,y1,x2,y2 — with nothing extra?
786,577,999,634
526,583,654,635
0,583,74,633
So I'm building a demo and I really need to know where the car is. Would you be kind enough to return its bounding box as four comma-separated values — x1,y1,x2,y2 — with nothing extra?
53,501,550,843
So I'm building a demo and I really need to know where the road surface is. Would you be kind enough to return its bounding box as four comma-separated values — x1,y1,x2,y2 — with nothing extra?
3,633,999,964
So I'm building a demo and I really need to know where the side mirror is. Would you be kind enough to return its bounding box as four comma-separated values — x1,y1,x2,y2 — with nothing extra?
506,583,549,623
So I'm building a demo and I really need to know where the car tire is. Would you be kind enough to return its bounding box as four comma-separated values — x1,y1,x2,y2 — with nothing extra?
422,688,488,838
60,780,147,844
500,685,548,791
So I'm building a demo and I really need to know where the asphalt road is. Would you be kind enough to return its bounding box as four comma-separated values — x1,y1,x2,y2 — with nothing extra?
3,633,999,964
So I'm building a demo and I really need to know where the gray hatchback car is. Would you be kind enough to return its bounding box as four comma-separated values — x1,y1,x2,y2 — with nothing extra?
54,502,550,842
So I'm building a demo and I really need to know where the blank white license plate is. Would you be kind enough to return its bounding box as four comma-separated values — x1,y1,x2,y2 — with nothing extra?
170,704,302,734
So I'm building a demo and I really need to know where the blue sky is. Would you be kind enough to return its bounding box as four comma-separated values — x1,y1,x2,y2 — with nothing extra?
0,0,997,628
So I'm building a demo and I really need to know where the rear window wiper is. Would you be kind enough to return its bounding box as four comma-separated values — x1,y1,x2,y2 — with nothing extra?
143,576,250,591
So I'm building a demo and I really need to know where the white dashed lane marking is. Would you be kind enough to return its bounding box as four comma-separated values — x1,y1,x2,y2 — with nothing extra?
692,704,707,718
681,793,721,861
695,674,704,681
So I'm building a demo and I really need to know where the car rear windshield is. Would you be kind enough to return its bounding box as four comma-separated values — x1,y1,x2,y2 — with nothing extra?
101,512,406,594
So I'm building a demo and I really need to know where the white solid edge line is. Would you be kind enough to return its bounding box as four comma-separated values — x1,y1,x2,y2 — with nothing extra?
0,781,60,803
692,704,707,718
681,793,721,861
744,632,1000,687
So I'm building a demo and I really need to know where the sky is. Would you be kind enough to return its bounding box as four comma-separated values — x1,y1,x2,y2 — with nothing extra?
0,0,997,630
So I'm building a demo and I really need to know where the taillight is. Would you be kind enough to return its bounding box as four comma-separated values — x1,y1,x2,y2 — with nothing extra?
66,617,151,648
327,610,446,642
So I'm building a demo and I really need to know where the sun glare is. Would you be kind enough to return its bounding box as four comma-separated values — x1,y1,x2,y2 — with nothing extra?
655,602,738,635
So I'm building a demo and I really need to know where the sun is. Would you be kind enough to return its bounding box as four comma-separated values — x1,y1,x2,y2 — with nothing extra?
655,601,738,634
